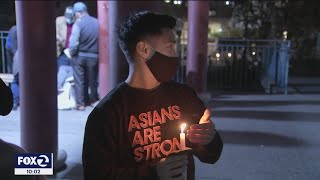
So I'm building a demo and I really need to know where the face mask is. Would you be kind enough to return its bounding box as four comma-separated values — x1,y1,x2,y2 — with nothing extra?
146,46,179,82
66,18,74,24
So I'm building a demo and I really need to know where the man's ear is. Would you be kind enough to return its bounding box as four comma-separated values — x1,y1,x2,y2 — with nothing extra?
136,41,152,60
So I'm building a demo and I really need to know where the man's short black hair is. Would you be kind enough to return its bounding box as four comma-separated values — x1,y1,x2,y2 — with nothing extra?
117,11,176,60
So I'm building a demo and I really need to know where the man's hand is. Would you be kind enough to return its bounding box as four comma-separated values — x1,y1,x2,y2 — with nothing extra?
156,154,188,180
186,109,216,145
58,42,64,50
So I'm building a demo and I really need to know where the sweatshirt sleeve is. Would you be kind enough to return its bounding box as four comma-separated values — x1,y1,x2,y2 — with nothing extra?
186,87,223,164
82,105,158,180
0,78,13,116
192,131,223,164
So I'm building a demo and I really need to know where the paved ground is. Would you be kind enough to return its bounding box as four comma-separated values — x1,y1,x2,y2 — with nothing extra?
1,92,320,180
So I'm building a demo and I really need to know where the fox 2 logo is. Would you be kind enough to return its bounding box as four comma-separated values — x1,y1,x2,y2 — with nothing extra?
16,153,53,168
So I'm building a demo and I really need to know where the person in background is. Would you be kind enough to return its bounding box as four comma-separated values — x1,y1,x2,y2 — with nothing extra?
0,78,13,115
56,6,75,90
0,78,46,180
11,50,20,110
5,25,17,74
64,2,99,111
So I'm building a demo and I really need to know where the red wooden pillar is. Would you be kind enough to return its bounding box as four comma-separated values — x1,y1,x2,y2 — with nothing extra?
186,1,209,93
15,1,57,158
97,1,111,98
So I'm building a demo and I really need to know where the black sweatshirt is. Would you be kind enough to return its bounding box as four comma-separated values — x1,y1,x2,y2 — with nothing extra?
82,81,223,180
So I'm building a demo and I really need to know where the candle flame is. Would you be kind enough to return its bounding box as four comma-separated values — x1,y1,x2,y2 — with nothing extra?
181,123,186,133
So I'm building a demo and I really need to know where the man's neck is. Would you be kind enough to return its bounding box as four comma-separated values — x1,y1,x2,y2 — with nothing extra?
125,63,160,90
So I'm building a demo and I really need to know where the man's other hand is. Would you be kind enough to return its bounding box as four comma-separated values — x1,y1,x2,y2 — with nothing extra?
156,154,188,180
187,109,216,145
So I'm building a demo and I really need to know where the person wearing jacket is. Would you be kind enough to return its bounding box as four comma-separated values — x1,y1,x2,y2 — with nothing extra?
11,50,20,110
65,2,99,111
0,78,13,115
56,6,75,90
0,78,45,179
5,25,17,74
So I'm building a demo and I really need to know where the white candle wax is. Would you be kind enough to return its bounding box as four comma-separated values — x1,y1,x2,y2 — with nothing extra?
180,132,186,150
180,123,187,180
180,123,187,150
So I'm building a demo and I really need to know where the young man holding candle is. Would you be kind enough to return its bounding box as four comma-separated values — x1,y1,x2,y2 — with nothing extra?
82,11,223,180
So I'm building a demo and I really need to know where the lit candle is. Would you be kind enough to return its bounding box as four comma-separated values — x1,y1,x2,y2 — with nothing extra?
180,123,187,150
